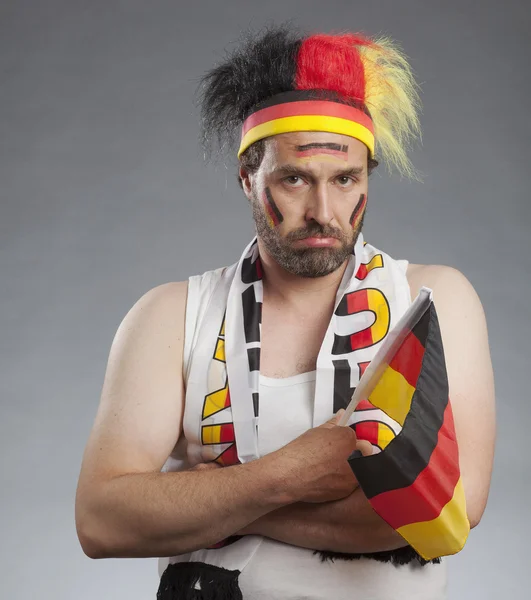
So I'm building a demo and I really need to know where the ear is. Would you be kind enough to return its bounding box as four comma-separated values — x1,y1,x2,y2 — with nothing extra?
239,165,253,201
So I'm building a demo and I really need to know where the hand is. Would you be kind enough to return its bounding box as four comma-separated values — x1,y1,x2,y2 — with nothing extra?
271,410,364,504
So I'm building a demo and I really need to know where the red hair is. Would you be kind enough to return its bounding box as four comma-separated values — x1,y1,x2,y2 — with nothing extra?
295,34,373,104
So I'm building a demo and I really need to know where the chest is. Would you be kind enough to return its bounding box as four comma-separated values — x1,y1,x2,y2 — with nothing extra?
259,307,331,378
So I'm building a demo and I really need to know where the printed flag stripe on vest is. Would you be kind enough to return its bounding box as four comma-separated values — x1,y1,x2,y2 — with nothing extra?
214,443,239,467
214,337,225,362
333,359,354,412
333,288,390,354
247,347,260,372
356,254,383,280
202,385,231,419
369,402,460,528
242,286,261,343
354,419,397,451
350,305,448,498
202,423,235,445
241,254,263,284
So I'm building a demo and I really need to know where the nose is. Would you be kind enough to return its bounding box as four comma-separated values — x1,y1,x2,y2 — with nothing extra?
305,183,334,227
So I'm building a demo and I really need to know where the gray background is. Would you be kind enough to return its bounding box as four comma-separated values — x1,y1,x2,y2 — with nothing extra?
1,0,529,598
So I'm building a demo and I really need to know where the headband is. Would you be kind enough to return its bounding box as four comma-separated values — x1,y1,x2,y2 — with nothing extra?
237,90,375,158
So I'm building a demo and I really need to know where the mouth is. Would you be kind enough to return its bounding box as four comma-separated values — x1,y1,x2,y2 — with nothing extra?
293,236,339,247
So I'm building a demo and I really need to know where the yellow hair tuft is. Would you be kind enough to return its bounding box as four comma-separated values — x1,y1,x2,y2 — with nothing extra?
358,36,422,180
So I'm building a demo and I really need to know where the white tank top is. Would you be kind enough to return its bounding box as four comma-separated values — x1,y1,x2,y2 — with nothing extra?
159,265,448,599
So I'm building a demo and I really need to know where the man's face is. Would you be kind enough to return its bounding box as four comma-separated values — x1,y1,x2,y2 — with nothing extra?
240,131,369,278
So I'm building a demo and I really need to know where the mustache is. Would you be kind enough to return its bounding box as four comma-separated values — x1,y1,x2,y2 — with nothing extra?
285,223,345,242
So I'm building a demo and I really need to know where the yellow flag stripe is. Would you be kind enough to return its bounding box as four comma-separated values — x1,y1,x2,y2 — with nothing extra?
369,366,415,426
396,477,470,560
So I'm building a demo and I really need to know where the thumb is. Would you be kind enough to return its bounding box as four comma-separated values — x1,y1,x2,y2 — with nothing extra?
320,409,345,429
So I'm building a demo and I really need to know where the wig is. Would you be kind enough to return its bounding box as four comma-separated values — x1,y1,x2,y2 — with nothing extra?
199,24,421,179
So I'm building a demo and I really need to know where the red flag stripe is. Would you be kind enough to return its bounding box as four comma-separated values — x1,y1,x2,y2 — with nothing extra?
387,329,425,388
369,403,460,529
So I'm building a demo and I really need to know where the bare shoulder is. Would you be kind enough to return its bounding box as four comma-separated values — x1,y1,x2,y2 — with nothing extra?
405,262,490,362
121,280,189,328
406,263,482,310
109,280,189,363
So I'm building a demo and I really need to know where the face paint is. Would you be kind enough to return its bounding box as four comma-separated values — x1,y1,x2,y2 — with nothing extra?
253,182,359,278
349,193,367,229
263,187,284,228
296,142,349,160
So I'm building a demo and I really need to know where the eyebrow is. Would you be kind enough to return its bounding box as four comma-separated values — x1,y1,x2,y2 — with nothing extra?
296,143,349,153
271,163,365,178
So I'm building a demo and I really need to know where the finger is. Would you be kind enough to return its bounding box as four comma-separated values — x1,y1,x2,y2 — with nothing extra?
333,409,345,424
319,409,345,429
355,439,374,457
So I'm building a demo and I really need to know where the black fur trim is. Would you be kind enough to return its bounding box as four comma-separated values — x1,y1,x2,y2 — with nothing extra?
316,546,442,566
157,562,242,600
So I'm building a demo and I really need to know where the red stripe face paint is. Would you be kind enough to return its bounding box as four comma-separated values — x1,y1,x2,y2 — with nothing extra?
295,142,349,160
263,187,283,228
349,193,367,229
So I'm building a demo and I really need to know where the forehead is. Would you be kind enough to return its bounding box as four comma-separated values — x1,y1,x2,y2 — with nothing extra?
264,131,368,162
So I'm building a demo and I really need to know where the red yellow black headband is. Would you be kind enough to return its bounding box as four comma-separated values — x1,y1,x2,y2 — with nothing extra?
238,91,375,158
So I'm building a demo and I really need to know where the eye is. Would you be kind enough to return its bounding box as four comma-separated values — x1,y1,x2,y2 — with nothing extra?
283,175,305,187
336,176,356,187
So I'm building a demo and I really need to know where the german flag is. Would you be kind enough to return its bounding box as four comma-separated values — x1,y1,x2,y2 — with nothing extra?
347,289,470,560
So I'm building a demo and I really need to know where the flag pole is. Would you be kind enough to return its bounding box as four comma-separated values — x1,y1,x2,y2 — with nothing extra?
338,286,433,427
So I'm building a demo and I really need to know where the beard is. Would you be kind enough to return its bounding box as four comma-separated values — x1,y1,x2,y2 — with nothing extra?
251,192,364,278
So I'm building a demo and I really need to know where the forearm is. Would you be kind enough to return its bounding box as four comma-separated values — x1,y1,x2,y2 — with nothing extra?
242,487,406,554
77,458,292,559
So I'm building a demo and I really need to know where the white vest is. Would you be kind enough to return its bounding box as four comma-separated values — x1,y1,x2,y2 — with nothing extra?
158,240,447,599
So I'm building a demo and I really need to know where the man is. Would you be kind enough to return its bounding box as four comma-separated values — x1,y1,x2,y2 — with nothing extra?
75,26,495,599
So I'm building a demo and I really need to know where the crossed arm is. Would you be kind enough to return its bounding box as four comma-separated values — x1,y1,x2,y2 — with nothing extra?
241,266,495,551
236,266,495,551
239,486,406,554
75,266,495,558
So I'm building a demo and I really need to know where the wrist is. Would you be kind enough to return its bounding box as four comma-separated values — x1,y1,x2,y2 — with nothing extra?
239,452,297,514
253,451,302,506
237,515,266,537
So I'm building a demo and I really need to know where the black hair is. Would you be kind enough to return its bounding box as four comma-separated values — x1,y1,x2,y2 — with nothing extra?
198,24,302,158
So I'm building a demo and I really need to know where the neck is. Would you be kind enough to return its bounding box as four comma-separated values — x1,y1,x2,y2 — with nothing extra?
257,237,349,309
